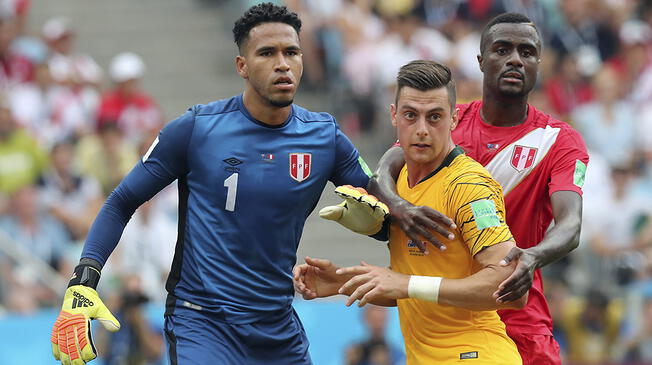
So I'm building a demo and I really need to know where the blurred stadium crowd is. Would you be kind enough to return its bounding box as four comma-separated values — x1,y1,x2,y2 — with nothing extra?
0,0,651,364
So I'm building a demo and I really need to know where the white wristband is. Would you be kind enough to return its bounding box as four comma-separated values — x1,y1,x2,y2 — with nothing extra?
408,275,442,303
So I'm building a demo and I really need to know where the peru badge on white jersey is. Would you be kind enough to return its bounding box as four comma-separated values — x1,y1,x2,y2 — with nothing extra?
289,153,311,182
511,145,537,172
484,125,561,195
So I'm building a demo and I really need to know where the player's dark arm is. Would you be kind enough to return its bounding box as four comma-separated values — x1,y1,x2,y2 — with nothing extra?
368,146,455,252
80,165,177,266
495,191,582,302
81,107,195,268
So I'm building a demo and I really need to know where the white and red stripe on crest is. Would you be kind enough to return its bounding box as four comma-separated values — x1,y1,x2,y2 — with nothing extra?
289,153,311,182
510,145,537,172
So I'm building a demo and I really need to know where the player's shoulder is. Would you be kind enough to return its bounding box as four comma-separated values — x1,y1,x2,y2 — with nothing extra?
292,104,337,125
456,100,480,117
530,105,587,149
448,153,498,188
192,95,240,116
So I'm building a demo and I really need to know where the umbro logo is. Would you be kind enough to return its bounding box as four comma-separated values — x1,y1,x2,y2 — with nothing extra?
223,157,242,166
71,291,94,309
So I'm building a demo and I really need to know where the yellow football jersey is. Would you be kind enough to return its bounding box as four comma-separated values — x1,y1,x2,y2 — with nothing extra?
390,147,522,364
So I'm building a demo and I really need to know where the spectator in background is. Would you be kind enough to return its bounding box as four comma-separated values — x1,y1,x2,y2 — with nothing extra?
9,0,48,64
610,19,652,99
572,66,636,168
42,17,103,89
37,139,103,242
76,121,138,196
344,305,404,365
8,61,55,145
584,165,652,295
621,293,652,362
559,289,624,364
0,98,46,196
0,184,72,312
549,0,618,70
96,276,164,365
372,11,450,96
0,12,32,91
338,0,385,135
40,17,102,144
97,52,163,144
543,52,593,120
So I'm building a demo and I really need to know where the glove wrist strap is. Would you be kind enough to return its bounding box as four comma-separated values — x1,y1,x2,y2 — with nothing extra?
68,259,102,289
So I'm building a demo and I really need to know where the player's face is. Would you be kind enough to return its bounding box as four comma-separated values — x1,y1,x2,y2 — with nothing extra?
478,23,540,97
391,86,459,167
236,22,303,108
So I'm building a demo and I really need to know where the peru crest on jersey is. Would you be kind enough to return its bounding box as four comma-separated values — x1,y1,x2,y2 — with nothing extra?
510,145,537,172
289,153,311,182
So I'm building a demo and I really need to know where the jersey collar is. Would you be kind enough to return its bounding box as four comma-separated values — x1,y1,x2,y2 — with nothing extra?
418,145,465,184
236,94,295,129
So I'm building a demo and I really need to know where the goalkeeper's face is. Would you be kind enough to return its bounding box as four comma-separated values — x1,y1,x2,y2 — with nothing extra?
391,86,459,168
236,22,303,108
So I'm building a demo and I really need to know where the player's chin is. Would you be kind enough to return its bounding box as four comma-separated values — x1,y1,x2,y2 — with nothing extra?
268,95,294,108
498,85,527,97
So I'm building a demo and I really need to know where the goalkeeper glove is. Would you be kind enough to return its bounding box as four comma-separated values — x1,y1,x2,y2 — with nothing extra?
319,185,389,235
51,261,120,365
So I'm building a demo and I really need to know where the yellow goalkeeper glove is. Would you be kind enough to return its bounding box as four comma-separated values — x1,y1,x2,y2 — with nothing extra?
319,185,389,235
51,264,120,364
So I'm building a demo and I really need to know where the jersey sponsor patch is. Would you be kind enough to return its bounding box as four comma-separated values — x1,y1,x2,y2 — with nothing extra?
470,199,500,230
460,351,478,360
574,159,587,187
289,153,311,182
358,156,373,177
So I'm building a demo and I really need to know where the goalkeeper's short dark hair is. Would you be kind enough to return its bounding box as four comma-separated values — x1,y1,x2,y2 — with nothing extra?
480,12,541,54
395,60,456,112
232,2,302,53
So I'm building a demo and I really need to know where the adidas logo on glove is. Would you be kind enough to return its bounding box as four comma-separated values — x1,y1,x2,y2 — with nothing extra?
72,291,95,308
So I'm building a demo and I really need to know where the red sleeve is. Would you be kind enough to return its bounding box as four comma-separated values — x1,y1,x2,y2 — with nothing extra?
547,127,589,196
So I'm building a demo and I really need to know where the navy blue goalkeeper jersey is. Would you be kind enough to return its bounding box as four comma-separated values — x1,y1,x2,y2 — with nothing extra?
81,94,371,323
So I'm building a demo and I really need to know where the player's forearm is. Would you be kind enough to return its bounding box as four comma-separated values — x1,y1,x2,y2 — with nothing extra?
81,164,171,266
530,196,582,269
438,265,528,310
528,209,582,268
368,298,398,307
367,146,404,209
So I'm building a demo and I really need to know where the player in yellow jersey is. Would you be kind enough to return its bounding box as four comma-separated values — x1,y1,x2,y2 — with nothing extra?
294,60,526,364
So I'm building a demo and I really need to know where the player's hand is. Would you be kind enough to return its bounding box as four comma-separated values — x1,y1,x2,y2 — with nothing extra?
51,285,120,364
389,199,456,254
293,257,345,299
336,262,409,307
493,247,537,303
319,185,389,236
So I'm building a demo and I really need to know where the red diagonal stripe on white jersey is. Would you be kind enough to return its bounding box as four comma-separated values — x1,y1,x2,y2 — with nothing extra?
484,126,560,195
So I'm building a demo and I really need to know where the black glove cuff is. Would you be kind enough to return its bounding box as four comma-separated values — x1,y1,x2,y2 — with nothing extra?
68,259,102,289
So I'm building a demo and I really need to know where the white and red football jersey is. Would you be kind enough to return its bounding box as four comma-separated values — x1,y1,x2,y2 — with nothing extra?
452,100,589,335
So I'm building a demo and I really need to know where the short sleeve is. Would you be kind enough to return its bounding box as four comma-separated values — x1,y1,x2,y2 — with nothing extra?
330,122,371,187
447,172,513,256
548,129,590,196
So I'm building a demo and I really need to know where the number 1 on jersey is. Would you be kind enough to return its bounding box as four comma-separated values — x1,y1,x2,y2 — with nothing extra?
224,173,238,211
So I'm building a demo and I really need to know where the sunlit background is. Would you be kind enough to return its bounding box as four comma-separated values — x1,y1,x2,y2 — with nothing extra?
0,0,651,364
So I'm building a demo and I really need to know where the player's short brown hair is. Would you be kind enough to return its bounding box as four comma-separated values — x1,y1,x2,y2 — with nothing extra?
395,60,456,112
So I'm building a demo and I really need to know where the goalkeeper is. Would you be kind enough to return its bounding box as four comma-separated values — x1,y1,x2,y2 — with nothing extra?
295,61,527,364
